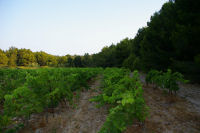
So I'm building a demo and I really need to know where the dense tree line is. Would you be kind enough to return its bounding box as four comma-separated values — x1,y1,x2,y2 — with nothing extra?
0,46,99,68
91,0,200,82
0,0,199,81
0,39,132,68
0,47,86,68
129,0,200,82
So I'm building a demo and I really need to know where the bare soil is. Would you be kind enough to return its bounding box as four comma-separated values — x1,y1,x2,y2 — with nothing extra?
19,73,200,133
19,75,108,133
178,83,200,112
125,73,200,133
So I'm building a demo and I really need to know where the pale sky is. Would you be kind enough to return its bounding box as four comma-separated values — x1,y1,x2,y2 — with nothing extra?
0,0,168,56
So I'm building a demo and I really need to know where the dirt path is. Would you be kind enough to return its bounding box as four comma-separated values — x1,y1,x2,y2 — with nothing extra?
139,72,200,113
18,73,200,133
178,83,200,112
125,73,200,133
20,75,108,133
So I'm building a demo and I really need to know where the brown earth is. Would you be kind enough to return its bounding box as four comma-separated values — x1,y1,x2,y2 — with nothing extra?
125,73,200,133
19,73,200,133
19,75,108,133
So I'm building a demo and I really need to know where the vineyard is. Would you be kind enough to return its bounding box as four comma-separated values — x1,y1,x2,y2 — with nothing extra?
0,68,200,133
0,0,199,132
0,68,149,133
90,68,148,133
0,68,102,132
